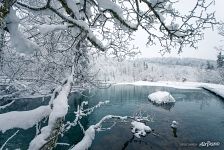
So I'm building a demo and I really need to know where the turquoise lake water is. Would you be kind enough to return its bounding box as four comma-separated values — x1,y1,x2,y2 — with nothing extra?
1,85,224,150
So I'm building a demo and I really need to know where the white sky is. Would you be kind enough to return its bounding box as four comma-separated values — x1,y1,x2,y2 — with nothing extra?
134,0,224,60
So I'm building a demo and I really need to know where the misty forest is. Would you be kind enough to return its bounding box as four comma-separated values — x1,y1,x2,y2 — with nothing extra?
0,0,224,150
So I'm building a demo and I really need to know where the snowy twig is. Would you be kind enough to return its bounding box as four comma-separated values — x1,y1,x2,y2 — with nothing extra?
0,130,19,150
63,100,110,133
0,100,15,110
56,143,70,146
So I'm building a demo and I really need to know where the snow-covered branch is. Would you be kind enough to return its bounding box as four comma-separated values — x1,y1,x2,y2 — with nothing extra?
0,105,51,133
28,74,74,150
0,99,14,110
63,100,110,133
70,114,152,150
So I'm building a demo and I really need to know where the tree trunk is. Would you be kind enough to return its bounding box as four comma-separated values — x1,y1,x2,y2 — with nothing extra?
0,21,5,69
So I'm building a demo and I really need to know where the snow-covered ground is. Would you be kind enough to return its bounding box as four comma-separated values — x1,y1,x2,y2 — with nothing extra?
116,81,224,99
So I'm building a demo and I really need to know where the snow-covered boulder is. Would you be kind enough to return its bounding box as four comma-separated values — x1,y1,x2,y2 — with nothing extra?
131,121,151,138
171,121,178,128
148,91,175,104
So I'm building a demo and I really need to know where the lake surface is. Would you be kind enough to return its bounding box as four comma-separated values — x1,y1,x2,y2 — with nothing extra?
1,85,224,150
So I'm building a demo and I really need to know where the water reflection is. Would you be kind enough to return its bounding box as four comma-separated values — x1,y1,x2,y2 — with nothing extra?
171,127,178,138
122,135,135,150
148,101,175,111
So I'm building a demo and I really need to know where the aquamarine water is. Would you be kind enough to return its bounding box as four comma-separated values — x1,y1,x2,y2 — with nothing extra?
1,85,224,150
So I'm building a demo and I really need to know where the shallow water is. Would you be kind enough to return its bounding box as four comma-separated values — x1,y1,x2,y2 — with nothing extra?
1,85,224,150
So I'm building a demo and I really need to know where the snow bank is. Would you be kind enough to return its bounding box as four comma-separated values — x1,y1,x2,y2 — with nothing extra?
116,81,200,89
201,84,224,98
131,121,151,138
148,91,175,104
0,106,51,133
116,81,224,99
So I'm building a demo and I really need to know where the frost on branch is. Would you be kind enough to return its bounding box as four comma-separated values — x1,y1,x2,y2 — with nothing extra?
140,0,217,53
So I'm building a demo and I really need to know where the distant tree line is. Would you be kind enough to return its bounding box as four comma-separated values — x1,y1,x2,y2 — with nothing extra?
217,52,224,68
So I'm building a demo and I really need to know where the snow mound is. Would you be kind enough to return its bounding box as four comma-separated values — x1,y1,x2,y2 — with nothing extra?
131,121,151,138
171,121,178,128
148,91,175,104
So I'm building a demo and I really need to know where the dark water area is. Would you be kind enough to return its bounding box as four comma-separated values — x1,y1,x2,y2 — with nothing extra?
1,85,224,150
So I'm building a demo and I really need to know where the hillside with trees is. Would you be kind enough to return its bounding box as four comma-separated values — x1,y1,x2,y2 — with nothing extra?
93,57,223,83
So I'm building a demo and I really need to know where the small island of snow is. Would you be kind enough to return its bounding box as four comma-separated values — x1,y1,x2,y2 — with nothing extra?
171,120,178,128
148,91,175,104
131,121,151,138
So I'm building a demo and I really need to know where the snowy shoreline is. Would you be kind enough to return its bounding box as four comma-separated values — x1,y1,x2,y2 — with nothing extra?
116,81,224,99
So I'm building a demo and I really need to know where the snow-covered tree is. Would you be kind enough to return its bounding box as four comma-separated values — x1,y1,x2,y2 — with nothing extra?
0,0,218,91
217,51,224,68
217,24,224,81
0,0,219,149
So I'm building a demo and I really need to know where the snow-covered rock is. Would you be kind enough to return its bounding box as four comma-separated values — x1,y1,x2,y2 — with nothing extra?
171,121,178,128
131,121,151,138
148,91,175,104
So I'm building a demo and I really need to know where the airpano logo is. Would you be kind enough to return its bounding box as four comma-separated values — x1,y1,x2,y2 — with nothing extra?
199,141,220,147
